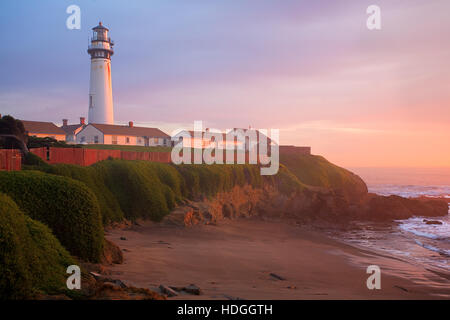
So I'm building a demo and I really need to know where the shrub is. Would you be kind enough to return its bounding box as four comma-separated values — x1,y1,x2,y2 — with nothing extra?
0,171,103,262
265,164,307,195
34,164,124,224
24,158,304,223
27,136,79,149
280,153,368,200
22,152,50,168
0,194,76,299
92,160,178,221
25,160,183,223
174,164,262,199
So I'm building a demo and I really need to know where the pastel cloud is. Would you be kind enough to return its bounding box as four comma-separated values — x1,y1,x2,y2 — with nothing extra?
0,0,449,167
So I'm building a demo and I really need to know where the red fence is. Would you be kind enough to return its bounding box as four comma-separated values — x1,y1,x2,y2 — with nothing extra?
30,147,171,166
0,149,22,171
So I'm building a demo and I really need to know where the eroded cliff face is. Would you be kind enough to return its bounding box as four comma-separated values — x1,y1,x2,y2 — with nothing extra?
163,185,266,226
162,183,448,227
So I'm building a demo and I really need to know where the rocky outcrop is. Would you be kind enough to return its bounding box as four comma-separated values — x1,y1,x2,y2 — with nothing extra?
101,239,124,264
356,194,449,221
163,185,265,226
162,184,448,226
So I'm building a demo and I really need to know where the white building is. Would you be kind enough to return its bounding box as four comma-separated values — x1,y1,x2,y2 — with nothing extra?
87,22,115,125
61,117,87,143
172,128,273,151
76,122,170,147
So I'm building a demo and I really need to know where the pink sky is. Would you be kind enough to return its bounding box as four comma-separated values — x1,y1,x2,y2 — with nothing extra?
1,1,449,168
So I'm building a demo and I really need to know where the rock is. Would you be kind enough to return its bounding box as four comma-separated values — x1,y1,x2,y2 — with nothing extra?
169,286,184,292
101,239,124,264
270,273,286,281
184,284,202,295
89,272,104,280
111,279,127,289
394,285,408,292
359,194,449,221
120,237,127,241
157,240,171,245
224,295,244,300
423,219,443,225
287,285,297,290
91,283,166,300
89,272,127,288
159,285,178,297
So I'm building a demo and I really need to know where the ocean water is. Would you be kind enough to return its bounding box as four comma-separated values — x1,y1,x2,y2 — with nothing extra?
332,168,450,293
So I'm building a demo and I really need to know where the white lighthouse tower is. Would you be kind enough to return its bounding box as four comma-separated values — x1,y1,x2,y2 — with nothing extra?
87,22,115,124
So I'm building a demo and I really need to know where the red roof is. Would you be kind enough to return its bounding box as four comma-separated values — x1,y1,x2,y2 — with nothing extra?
21,120,66,135
89,123,170,138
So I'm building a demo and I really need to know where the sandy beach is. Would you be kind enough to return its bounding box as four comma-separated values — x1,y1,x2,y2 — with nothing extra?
105,218,450,300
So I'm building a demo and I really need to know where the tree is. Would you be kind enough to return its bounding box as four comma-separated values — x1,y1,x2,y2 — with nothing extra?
0,115,29,156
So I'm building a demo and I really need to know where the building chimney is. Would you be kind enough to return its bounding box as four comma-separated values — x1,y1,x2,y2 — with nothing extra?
129,121,134,127
62,119,68,126
80,117,86,125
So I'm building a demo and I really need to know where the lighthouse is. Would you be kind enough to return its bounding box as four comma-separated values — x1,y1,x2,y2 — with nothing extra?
87,22,115,124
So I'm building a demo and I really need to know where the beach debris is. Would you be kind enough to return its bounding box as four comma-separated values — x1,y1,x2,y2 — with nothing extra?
270,273,286,281
159,285,178,297
169,286,184,292
110,279,127,289
184,284,202,295
92,283,165,300
224,294,245,300
394,285,409,292
423,219,443,225
89,272,103,280
89,272,127,288
286,285,297,290
167,284,202,296
120,236,127,240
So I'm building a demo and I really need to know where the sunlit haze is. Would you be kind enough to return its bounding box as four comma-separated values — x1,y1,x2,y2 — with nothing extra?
1,0,449,167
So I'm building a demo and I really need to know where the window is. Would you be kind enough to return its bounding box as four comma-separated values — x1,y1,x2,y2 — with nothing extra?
80,137,86,143
154,137,159,144
137,138,142,144
112,136,118,145
94,136,99,144
126,137,130,144
89,95,93,109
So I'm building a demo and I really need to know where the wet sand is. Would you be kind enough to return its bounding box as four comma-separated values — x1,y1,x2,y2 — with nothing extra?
105,218,450,300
